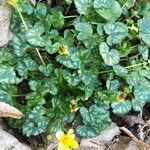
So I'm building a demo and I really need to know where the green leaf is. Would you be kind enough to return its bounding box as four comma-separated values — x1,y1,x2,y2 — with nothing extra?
25,29,45,47
20,0,33,15
45,42,60,54
56,48,80,69
126,71,143,86
0,50,12,63
23,106,49,137
74,0,93,15
62,70,81,86
0,66,18,84
113,65,128,77
80,107,90,122
63,30,75,47
0,90,13,104
93,0,122,22
134,84,150,102
95,90,118,101
39,63,54,77
97,23,105,35
111,100,132,114
132,98,146,112
16,57,37,78
11,35,29,57
29,80,38,91
36,2,47,18
84,87,94,100
106,79,120,91
139,44,149,60
104,22,128,45
64,113,75,123
77,105,111,137
47,11,64,29
83,33,104,49
44,80,58,95
81,72,95,86
76,125,98,137
99,42,120,66
27,95,46,107
138,15,150,46
75,22,93,41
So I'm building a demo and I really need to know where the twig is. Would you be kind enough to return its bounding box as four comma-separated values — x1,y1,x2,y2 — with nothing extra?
120,127,150,150
47,144,58,150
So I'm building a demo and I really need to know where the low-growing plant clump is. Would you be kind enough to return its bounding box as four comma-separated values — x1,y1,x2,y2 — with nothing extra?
0,0,150,142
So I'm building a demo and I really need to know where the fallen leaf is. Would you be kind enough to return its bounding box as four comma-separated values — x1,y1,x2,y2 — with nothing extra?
0,102,24,119
0,5,13,47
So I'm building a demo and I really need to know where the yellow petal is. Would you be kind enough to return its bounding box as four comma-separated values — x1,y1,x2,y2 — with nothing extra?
69,138,78,148
56,131,65,140
58,142,69,150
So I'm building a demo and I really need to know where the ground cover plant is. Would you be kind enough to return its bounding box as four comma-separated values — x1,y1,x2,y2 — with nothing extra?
0,0,150,146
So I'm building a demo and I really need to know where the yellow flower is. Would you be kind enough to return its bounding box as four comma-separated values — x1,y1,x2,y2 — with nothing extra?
56,129,78,150
7,0,18,7
59,44,69,55
70,100,78,113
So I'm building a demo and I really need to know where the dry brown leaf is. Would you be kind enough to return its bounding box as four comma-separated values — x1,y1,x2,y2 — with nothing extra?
0,102,24,119
120,127,150,150
121,115,145,127
0,5,13,47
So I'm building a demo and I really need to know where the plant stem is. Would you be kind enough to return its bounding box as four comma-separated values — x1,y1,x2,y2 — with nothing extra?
11,94,26,97
125,62,147,69
17,7,28,30
64,15,78,19
35,48,46,66
99,61,149,74
16,6,46,66
91,22,99,25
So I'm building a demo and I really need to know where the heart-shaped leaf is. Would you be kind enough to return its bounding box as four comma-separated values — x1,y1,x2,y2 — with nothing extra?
138,15,150,46
74,0,93,15
99,42,120,66
75,22,93,41
111,100,132,114
94,0,122,22
104,22,128,45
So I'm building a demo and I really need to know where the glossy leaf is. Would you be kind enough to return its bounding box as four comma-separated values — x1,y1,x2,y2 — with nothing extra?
113,65,128,77
104,22,128,45
75,22,93,41
111,100,132,114
99,42,120,66
138,15,150,46
56,48,80,69
94,0,122,22
139,44,149,60
0,66,17,84
74,0,93,15
77,105,111,137
132,98,146,112
23,106,48,137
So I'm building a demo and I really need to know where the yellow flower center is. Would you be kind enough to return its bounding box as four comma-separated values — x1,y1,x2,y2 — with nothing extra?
59,44,69,55
70,100,78,112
